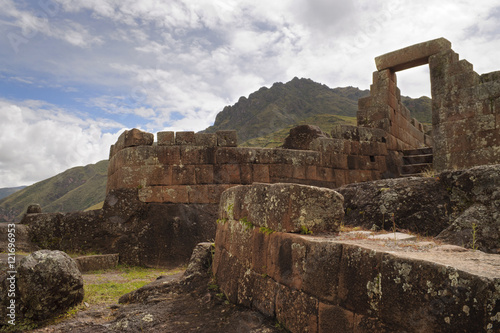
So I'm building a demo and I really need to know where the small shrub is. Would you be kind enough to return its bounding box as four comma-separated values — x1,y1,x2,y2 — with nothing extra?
299,225,313,235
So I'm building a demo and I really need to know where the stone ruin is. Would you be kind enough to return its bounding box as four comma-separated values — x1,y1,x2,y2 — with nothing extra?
7,37,500,332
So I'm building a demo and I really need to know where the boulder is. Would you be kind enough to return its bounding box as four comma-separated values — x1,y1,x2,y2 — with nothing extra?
26,204,42,214
17,250,84,321
282,125,329,150
0,250,84,326
219,183,344,233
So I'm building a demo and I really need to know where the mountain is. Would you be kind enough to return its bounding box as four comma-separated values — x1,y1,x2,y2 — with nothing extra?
401,96,432,124
202,77,431,146
0,160,108,222
0,186,26,200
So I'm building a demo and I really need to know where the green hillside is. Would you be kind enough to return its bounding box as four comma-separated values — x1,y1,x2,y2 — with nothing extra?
0,160,109,222
401,96,432,124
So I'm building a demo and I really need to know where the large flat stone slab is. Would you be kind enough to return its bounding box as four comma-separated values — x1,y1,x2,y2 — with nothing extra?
375,37,451,71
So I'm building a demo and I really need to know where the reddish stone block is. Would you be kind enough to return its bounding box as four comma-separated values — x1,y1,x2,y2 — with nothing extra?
138,186,164,203
305,165,317,180
350,141,360,155
319,303,361,333
275,283,319,333
334,170,347,187
269,164,294,180
188,185,210,204
239,164,253,184
175,131,195,145
347,155,360,170
195,165,214,184
194,133,217,147
250,272,278,318
331,154,348,169
180,146,216,165
172,165,196,185
163,185,189,203
214,164,241,184
157,131,175,145
292,165,307,179
145,165,172,186
216,147,251,164
252,164,270,183
207,184,233,204
316,167,335,182
157,146,181,165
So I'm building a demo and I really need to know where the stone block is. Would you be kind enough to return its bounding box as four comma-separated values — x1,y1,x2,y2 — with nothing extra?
180,146,216,165
334,169,347,187
157,146,181,165
172,165,196,185
138,186,164,203
306,165,317,180
252,164,270,183
292,165,307,180
216,130,238,147
219,183,344,233
74,254,119,273
214,164,241,184
239,164,253,184
188,185,210,204
175,131,196,145
216,147,251,164
375,37,452,71
195,165,214,184
316,167,335,182
269,164,294,180
319,303,361,333
250,272,278,318
157,131,175,146
338,244,384,316
275,284,318,333
194,133,217,147
163,186,189,203
114,128,154,152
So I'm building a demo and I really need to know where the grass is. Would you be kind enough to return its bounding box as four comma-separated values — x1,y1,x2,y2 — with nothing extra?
51,265,183,325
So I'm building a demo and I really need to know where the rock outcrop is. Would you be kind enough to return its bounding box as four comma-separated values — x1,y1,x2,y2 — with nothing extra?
338,164,500,253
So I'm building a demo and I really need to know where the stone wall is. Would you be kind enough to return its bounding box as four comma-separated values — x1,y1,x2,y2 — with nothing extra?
213,183,500,333
429,50,500,171
370,37,500,171
106,128,390,205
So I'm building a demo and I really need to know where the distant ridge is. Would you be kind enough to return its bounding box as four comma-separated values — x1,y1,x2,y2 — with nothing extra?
0,186,26,200
0,160,108,222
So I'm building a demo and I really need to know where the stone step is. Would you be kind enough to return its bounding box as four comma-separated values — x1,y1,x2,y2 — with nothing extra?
403,147,433,156
403,154,433,165
402,163,433,175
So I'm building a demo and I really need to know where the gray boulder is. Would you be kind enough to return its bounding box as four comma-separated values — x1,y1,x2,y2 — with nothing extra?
17,250,84,321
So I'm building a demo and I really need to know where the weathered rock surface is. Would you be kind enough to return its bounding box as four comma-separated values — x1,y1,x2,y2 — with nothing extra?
0,250,84,326
338,164,500,253
282,124,329,150
74,254,119,273
436,165,500,252
21,189,218,267
338,176,451,236
219,183,344,233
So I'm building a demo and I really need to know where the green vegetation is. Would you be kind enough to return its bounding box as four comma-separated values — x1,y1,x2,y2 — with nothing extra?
259,226,275,235
471,223,478,250
0,160,109,222
299,225,313,235
239,217,254,230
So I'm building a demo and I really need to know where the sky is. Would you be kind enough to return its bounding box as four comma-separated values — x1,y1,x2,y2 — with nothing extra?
0,0,499,188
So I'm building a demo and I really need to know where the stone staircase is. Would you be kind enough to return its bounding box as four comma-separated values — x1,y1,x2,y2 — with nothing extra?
401,147,433,177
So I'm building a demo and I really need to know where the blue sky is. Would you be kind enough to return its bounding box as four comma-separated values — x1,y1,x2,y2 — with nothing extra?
0,0,500,187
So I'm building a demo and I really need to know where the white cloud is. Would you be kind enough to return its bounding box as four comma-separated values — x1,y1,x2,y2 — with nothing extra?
0,99,123,187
